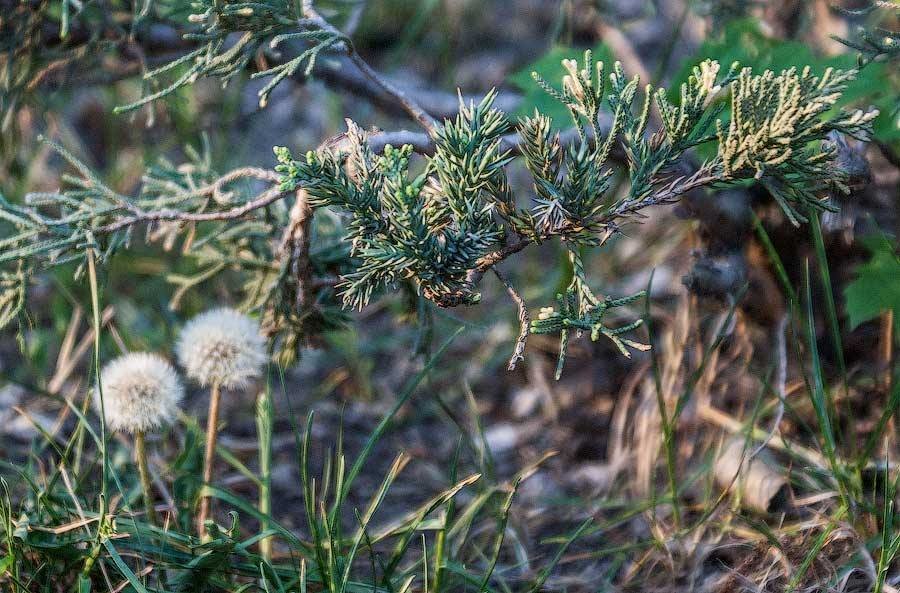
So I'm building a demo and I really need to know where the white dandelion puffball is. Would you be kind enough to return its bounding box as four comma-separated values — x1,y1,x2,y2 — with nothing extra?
176,307,267,389
96,352,184,433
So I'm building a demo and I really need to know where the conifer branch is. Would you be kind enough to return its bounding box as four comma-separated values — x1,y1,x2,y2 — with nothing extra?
1,51,880,375
273,52,877,374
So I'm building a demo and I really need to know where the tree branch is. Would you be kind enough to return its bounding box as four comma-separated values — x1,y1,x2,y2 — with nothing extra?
305,57,522,121
279,189,315,312
462,165,720,291
97,183,287,234
301,0,438,134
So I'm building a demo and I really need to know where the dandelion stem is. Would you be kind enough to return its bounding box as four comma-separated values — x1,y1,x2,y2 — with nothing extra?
134,430,157,526
256,389,273,562
198,381,221,539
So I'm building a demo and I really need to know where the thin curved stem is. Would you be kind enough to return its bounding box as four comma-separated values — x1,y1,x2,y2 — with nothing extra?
345,49,438,134
97,187,288,234
134,430,157,526
301,0,438,134
256,390,274,562
197,381,221,539
492,266,529,371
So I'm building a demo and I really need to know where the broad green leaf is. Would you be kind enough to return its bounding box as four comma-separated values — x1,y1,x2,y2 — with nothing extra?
844,233,900,332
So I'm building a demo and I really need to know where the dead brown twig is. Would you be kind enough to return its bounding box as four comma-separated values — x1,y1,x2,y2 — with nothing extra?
301,0,438,135
492,266,529,371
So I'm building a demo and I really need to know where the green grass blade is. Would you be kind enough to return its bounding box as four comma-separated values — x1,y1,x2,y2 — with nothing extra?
808,210,847,425
341,454,410,593
801,262,848,505
526,517,592,593
378,473,481,584
643,270,680,527
752,213,799,305
339,326,465,504
103,540,151,593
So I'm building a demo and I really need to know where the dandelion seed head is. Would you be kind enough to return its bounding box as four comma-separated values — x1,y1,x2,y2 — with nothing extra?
96,352,183,434
176,307,267,389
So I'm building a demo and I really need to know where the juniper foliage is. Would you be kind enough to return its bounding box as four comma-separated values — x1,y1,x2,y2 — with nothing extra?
830,0,900,140
0,45,879,376
275,51,876,375
275,99,513,310
115,0,347,113
832,0,900,66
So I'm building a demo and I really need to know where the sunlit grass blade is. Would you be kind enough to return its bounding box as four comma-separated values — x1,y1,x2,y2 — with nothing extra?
785,505,847,592
378,473,482,584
